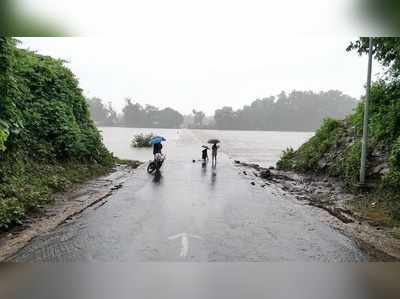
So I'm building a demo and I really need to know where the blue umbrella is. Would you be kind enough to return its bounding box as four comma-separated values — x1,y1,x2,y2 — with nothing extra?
149,136,166,145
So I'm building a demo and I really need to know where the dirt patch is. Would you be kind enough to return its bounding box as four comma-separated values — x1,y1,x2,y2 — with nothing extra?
234,161,400,261
0,163,142,262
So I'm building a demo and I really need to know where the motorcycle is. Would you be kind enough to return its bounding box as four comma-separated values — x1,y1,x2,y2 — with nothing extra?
147,153,166,174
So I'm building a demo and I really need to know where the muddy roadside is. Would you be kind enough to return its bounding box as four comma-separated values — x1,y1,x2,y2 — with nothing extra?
234,160,400,261
0,162,143,262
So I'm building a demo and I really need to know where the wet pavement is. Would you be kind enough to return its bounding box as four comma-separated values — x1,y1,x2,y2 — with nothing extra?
13,130,366,262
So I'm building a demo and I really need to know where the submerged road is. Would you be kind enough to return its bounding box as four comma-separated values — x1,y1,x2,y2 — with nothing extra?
13,130,366,262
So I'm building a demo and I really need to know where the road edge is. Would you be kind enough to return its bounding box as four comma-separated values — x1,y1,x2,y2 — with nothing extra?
0,164,144,262
234,161,400,261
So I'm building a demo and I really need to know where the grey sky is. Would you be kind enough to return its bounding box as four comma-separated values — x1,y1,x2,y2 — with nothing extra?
18,1,374,115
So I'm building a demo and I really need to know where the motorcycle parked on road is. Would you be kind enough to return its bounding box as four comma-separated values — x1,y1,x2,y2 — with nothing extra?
147,153,166,174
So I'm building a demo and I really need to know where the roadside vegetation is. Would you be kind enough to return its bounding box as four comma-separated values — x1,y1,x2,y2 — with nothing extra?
131,133,153,148
0,38,114,229
277,38,400,225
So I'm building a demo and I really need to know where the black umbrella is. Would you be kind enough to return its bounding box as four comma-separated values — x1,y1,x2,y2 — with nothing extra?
201,145,210,149
207,139,220,144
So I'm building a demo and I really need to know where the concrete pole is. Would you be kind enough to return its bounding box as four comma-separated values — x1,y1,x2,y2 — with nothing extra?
360,37,373,185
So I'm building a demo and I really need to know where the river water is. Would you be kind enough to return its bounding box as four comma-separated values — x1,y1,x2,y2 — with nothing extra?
99,127,313,167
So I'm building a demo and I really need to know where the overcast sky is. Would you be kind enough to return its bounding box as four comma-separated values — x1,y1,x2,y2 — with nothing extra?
18,1,376,115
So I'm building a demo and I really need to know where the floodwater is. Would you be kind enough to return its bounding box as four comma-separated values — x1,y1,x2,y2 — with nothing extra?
99,127,313,167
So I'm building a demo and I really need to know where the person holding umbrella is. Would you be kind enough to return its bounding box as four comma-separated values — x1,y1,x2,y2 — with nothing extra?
153,142,162,157
208,139,220,165
150,136,166,158
201,145,209,162
147,136,167,174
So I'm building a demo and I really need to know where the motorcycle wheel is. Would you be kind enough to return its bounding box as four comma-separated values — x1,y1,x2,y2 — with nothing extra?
147,162,156,174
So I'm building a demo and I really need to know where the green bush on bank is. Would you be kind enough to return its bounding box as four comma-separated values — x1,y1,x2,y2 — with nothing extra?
278,80,400,187
277,118,342,172
131,133,153,148
0,38,114,229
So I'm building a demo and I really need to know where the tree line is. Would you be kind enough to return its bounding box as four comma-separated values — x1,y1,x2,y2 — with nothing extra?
87,90,357,131
213,90,357,131
86,98,184,128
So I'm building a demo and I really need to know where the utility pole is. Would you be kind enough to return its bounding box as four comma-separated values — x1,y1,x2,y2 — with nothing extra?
360,37,373,185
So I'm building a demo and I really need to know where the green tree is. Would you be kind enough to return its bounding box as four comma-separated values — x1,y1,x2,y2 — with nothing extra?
121,100,183,128
158,107,184,128
214,106,237,130
87,97,108,124
106,102,118,125
122,98,145,127
0,37,22,151
192,109,205,127
347,37,400,77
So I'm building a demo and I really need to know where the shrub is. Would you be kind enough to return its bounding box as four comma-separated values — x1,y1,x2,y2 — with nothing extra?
389,136,400,170
131,133,153,148
0,197,25,228
277,147,295,170
341,140,362,185
0,38,114,229
0,126,8,152
278,118,340,172
383,137,400,191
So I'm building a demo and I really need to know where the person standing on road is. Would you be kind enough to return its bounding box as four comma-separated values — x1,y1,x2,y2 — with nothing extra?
202,148,209,162
211,143,218,165
153,142,162,158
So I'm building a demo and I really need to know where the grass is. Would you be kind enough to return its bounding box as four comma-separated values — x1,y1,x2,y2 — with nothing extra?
0,156,146,230
277,118,342,172
347,192,400,228
0,157,113,230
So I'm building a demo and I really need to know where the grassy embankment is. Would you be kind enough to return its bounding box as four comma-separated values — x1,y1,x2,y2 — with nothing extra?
0,38,114,229
278,38,400,232
278,79,400,229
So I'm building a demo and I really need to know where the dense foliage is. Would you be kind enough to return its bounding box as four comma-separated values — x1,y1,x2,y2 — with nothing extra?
213,90,357,131
0,38,22,152
0,38,113,228
347,38,400,78
278,37,400,221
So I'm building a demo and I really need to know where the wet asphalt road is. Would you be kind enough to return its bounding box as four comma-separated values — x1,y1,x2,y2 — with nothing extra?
13,130,366,262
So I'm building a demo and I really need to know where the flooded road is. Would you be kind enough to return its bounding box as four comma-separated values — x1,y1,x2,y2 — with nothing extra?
13,129,366,261
98,127,313,168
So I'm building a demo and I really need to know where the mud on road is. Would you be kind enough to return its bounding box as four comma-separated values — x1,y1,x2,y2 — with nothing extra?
234,160,400,261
